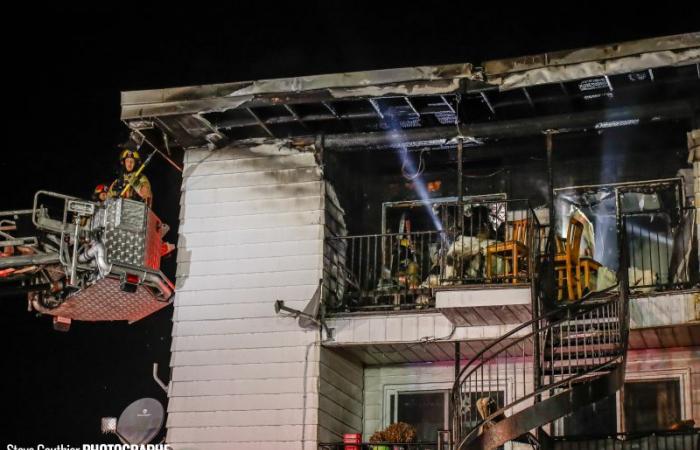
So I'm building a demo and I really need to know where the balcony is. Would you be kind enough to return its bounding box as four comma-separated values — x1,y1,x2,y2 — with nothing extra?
323,199,543,316
317,181,698,450
319,179,698,374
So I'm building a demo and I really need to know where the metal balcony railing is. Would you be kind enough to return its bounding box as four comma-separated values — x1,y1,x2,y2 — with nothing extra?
323,199,541,312
623,206,697,291
318,443,445,450
551,428,700,450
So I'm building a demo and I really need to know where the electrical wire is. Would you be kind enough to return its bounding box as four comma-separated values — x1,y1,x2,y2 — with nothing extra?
462,168,507,179
363,321,458,360
401,147,427,180
132,129,183,173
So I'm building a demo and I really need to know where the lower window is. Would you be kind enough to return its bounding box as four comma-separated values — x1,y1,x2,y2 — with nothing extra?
624,379,682,433
562,395,617,436
389,390,450,443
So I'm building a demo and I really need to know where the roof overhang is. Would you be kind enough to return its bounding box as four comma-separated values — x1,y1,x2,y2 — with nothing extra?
121,32,700,151
121,63,477,119
484,32,700,90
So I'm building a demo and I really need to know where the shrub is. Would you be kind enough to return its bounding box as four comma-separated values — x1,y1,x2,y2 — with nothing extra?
369,422,417,443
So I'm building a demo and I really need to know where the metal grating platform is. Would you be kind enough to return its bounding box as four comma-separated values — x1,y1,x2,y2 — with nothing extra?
46,277,170,323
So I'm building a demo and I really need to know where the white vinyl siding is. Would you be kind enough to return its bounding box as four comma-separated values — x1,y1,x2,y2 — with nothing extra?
318,348,364,443
168,144,324,450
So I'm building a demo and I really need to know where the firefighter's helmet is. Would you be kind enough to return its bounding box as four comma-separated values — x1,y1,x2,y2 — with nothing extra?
119,149,141,164
92,184,109,201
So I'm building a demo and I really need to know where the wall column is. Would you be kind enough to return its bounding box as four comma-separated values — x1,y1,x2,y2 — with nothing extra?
688,130,700,267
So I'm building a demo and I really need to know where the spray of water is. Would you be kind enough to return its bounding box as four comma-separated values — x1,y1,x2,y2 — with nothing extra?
397,148,444,232
382,110,445,232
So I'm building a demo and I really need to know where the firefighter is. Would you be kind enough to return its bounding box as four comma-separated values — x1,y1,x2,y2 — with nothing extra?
109,149,152,207
92,184,109,203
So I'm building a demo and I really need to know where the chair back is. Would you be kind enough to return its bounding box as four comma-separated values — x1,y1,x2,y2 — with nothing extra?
555,235,565,254
565,217,584,263
510,219,528,243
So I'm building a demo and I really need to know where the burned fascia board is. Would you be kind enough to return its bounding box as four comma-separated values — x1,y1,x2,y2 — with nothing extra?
181,137,319,173
213,137,318,155
120,63,475,120
223,139,316,159
484,32,700,91
127,113,223,150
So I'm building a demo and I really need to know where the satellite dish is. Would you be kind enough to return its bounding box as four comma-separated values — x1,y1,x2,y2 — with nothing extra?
298,283,321,329
116,397,164,444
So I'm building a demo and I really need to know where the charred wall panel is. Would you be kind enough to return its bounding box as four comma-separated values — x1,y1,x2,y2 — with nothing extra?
326,124,689,236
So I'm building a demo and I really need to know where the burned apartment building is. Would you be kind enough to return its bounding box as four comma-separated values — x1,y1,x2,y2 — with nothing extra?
120,32,700,449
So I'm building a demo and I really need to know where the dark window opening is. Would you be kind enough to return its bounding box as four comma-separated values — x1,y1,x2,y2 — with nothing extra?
396,391,448,443
624,379,682,433
562,394,617,437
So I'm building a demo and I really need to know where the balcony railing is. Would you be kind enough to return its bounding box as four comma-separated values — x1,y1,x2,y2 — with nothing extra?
319,443,444,450
623,206,697,291
317,429,699,449
323,199,541,313
323,192,698,313
551,428,700,450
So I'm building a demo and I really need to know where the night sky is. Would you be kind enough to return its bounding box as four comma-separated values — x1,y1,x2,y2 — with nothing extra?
2,4,699,445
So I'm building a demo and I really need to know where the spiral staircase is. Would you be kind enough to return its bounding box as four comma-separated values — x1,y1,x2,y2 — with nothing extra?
451,247,631,450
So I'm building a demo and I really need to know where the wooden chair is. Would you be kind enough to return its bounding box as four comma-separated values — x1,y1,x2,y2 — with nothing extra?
555,235,565,254
554,217,584,300
579,256,602,293
486,219,529,283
